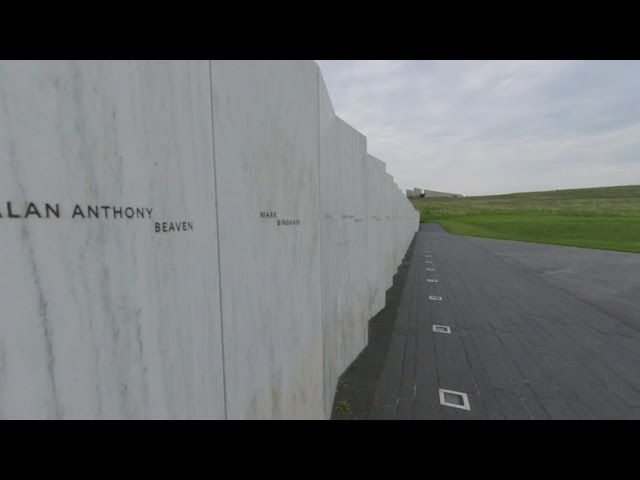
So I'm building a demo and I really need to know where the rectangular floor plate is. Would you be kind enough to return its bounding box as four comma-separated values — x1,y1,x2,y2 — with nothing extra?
426,268,435,271
425,261,433,264
433,325,451,334
429,295,442,301
439,389,471,411
427,279,438,283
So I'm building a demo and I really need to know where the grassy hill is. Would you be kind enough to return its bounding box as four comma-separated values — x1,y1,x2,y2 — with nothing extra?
410,185,640,253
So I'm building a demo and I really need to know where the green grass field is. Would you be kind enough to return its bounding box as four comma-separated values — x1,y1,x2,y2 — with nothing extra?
410,185,640,253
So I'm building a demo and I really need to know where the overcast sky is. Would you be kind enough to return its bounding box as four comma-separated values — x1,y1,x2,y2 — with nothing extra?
316,60,640,196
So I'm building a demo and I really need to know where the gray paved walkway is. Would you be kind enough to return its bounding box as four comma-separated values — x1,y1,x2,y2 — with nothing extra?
370,224,640,420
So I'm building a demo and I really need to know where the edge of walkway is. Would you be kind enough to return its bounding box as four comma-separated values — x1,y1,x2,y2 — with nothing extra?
330,232,418,420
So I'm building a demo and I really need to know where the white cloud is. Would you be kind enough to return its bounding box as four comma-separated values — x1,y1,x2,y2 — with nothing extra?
316,60,640,196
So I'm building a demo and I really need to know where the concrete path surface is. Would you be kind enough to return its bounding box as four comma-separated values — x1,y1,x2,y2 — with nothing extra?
370,223,640,419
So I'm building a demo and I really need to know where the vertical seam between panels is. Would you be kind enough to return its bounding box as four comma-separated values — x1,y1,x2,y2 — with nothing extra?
208,60,228,420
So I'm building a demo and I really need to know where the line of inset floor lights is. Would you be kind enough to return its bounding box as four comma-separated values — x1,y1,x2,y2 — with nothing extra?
425,241,471,412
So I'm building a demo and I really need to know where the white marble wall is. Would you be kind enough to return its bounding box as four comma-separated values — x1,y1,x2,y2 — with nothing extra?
0,60,419,419
319,88,370,417
318,79,419,417
383,173,395,291
365,155,386,320
318,75,343,417
210,60,324,419
0,60,225,419
337,117,369,355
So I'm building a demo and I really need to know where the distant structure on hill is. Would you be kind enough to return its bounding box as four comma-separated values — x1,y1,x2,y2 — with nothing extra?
406,188,463,198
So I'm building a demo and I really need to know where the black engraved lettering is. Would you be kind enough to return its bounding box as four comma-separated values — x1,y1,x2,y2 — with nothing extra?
7,202,20,218
45,203,60,218
72,205,85,218
2,201,166,226
88,206,99,218
25,203,42,218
